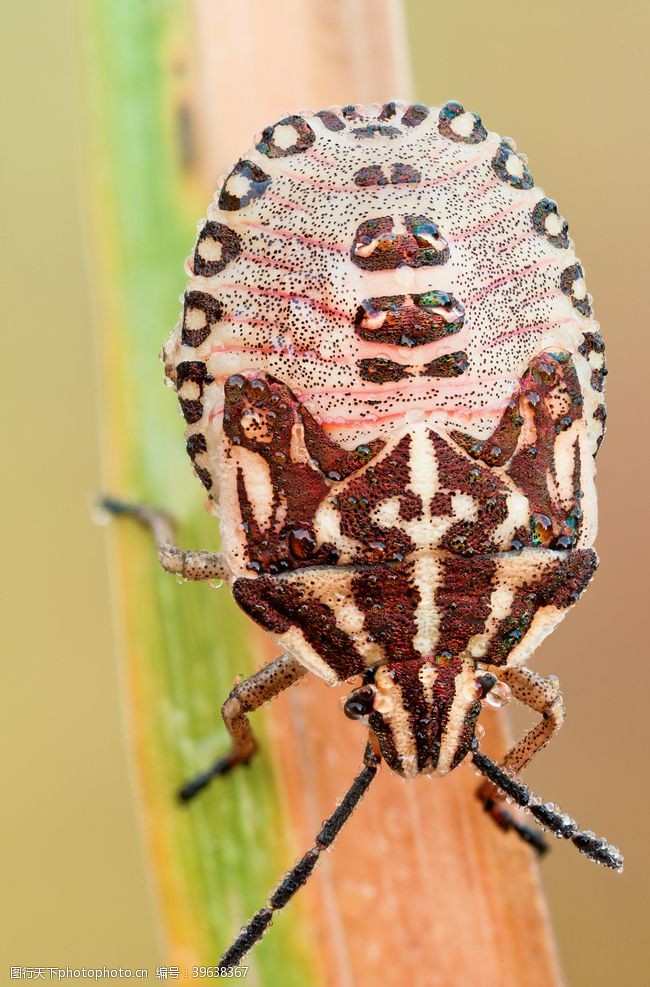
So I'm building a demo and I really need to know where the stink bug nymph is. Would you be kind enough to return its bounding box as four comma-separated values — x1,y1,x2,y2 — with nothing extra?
104,100,622,968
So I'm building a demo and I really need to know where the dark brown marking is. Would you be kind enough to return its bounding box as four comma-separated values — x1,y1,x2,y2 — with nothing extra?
256,115,316,158
353,165,388,187
232,575,367,681
352,125,401,139
358,357,410,383
354,291,464,347
485,550,598,665
378,102,398,121
315,110,345,132
438,101,487,144
224,372,382,573
218,160,271,211
422,352,468,378
401,104,429,128
182,290,223,347
452,352,586,548
429,432,510,556
560,263,592,317
435,555,497,656
335,435,418,564
531,198,569,249
391,163,421,184
351,215,449,271
193,222,242,276
492,142,534,190
352,567,419,664
186,432,207,458
176,361,206,424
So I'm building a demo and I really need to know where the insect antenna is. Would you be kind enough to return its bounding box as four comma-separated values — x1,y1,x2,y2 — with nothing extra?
471,743,623,871
219,743,381,969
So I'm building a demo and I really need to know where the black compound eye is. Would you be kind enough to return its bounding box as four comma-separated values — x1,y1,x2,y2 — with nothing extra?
476,673,497,698
344,686,376,720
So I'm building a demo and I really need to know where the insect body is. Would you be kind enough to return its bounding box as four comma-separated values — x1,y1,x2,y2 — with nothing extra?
110,100,621,967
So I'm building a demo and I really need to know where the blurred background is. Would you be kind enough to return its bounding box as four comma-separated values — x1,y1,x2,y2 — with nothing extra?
2,1,648,984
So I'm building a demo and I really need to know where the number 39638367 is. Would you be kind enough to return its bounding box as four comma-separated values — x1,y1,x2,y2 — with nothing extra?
104,100,622,969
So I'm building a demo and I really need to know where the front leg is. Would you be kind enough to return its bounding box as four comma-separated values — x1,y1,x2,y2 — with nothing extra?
477,666,565,853
101,497,228,581
179,651,307,802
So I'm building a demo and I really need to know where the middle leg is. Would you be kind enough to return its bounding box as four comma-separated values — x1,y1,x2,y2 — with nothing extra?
179,651,307,802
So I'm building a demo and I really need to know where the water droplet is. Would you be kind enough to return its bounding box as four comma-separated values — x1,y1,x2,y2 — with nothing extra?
547,674,560,690
210,578,224,590
90,504,112,527
175,572,186,585
484,680,512,709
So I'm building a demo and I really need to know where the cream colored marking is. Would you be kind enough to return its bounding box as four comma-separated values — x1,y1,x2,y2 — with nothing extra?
436,658,475,775
418,660,438,707
278,628,339,685
466,576,517,657
545,212,564,236
313,500,361,561
330,596,384,668
197,237,223,262
588,350,604,369
375,666,418,778
551,422,581,506
409,423,438,501
451,112,475,138
179,380,201,400
270,124,300,150
371,496,401,527
492,486,530,547
225,173,252,198
451,492,477,522
289,421,311,465
185,306,207,331
240,407,273,443
412,554,441,657
505,153,525,180
573,276,587,300
501,605,565,670
233,447,275,528
360,309,387,331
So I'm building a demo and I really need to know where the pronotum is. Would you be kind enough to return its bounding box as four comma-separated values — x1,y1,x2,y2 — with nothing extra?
105,100,622,968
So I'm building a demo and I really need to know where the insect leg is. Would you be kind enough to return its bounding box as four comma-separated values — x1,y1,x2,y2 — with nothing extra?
476,667,564,853
472,745,623,872
178,652,307,802
100,497,228,581
218,743,381,969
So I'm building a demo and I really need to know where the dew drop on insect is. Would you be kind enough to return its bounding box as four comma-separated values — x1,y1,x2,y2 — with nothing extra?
484,680,512,708
175,572,187,585
90,504,112,527
547,674,560,690
210,578,224,589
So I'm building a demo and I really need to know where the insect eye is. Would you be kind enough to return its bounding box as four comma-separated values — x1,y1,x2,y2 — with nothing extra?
476,673,497,698
343,686,376,720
